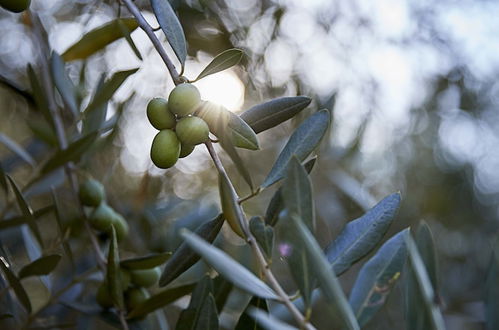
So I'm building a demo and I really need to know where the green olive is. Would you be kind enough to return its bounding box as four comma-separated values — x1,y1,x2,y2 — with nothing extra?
89,203,114,232
79,178,105,207
96,282,113,309
179,143,195,158
150,129,180,169
146,98,176,130
175,116,209,145
111,212,129,242
0,0,31,13
125,287,150,311
168,83,201,117
130,267,161,288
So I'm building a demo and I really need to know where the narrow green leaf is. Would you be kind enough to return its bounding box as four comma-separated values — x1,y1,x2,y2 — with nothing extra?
159,214,224,287
0,206,52,231
485,239,499,330
82,75,106,134
181,230,278,300
195,48,244,81
7,176,43,247
213,276,232,312
0,133,36,167
325,192,401,276
249,217,273,260
262,110,330,188
0,257,31,313
127,284,195,319
18,254,61,279
219,173,245,237
120,252,171,270
405,234,446,330
150,0,187,66
107,227,124,309
41,132,98,174
247,308,298,330
62,18,139,61
286,212,360,330
117,19,143,61
229,111,260,150
235,297,268,330
416,222,439,290
27,65,53,128
51,190,74,268
84,68,138,114
240,96,312,134
349,230,408,326
50,52,78,116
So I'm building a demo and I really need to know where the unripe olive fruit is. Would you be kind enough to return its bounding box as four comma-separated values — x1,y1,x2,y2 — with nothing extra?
146,98,176,130
179,143,195,158
89,203,115,232
79,178,105,207
0,0,31,13
168,83,201,117
150,129,180,169
125,287,150,311
130,267,161,288
111,212,129,242
175,116,209,145
96,282,113,309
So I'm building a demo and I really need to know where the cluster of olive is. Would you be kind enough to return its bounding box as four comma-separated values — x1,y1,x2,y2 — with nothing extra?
147,83,210,169
96,266,161,313
79,178,129,241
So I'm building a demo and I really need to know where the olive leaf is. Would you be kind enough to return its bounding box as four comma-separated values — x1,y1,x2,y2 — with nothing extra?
50,52,78,117
249,217,274,260
240,96,312,134
120,252,171,270
117,19,143,61
262,110,330,188
194,48,244,81
18,254,61,279
150,0,187,67
219,173,245,237
62,18,139,61
349,229,408,327
247,307,298,330
0,133,36,167
107,227,124,309
0,257,31,313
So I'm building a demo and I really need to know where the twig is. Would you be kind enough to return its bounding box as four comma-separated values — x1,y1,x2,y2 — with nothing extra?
205,141,315,330
238,187,261,204
120,0,181,85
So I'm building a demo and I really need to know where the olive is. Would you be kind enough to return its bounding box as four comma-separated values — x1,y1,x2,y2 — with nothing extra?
79,178,105,207
179,143,195,158
89,203,115,232
0,0,31,13
125,287,150,311
168,83,201,117
175,116,209,145
111,212,129,242
130,267,161,288
96,282,113,309
146,98,176,130
150,129,180,169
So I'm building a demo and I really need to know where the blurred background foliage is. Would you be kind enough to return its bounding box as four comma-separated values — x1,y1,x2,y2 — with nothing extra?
0,0,498,329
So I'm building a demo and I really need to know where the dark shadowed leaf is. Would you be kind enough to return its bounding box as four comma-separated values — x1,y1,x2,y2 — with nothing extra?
325,192,401,276
150,0,187,66
0,133,36,167
51,190,74,268
181,230,278,299
405,234,445,330
0,257,31,313
84,68,138,114
50,52,78,116
82,75,106,134
213,276,232,312
121,253,171,270
262,110,330,188
18,254,61,279
235,297,268,330
176,276,218,330
349,229,408,327
0,164,7,195
485,238,499,330
107,227,124,309
27,65,53,126
240,96,312,134
405,221,439,330
7,176,43,246
286,212,359,330
249,217,273,260
247,308,298,330
264,157,316,227
219,173,245,237
62,18,139,61
41,132,98,174
159,214,224,287
194,48,244,81
117,19,143,61
127,284,195,319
